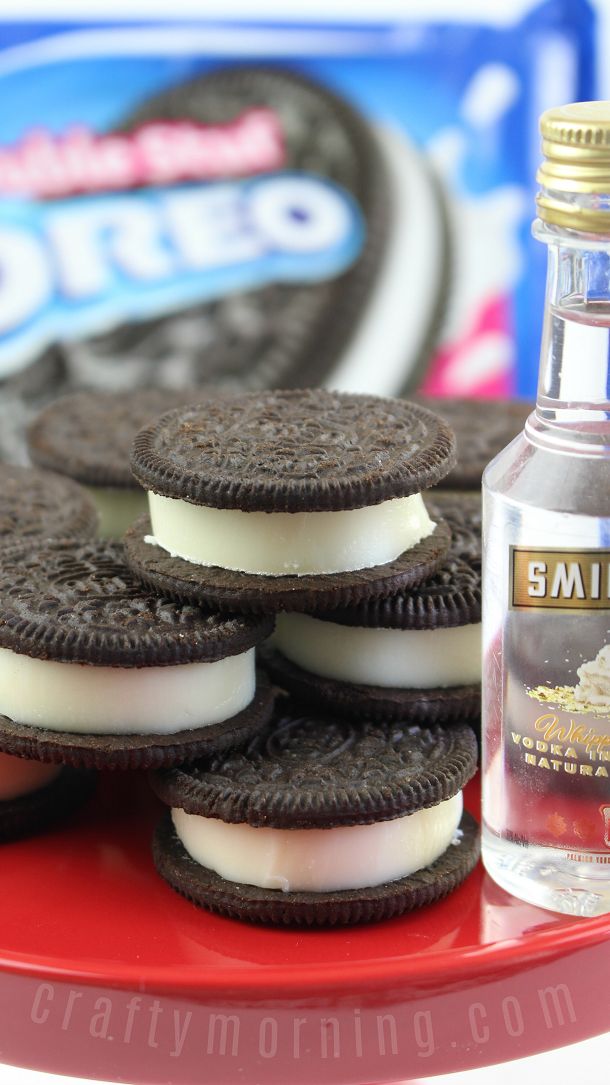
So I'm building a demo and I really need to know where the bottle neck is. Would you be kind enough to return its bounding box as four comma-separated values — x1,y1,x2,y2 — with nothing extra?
530,220,610,453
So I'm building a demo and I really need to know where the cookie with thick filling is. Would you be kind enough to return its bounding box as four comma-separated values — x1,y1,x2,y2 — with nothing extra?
150,697,480,927
262,493,481,723
0,538,274,770
27,389,210,538
125,390,456,613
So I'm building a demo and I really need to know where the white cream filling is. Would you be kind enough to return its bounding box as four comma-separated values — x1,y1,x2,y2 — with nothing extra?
146,491,434,576
0,753,61,801
172,792,463,892
84,485,147,539
0,646,255,734
273,613,482,689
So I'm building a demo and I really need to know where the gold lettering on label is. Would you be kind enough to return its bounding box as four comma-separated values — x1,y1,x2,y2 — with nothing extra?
536,741,548,752
533,715,610,753
534,715,567,742
521,751,609,777
511,733,522,745
523,737,534,749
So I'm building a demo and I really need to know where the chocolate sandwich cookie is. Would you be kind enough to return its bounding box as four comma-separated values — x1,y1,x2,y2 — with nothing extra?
125,391,455,613
0,464,98,544
151,699,479,927
0,756,95,843
414,396,532,490
263,497,481,723
0,539,274,770
27,389,209,538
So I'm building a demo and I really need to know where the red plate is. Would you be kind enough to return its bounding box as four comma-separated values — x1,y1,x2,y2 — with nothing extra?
0,772,608,1085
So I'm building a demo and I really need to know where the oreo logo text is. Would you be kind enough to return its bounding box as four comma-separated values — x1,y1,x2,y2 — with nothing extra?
0,173,363,378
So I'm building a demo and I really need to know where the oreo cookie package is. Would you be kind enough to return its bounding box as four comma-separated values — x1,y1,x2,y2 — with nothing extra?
0,3,594,463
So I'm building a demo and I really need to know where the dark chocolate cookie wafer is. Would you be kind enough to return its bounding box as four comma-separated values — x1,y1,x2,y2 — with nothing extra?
415,396,532,490
0,465,98,544
126,391,455,612
425,491,481,562
131,391,455,510
0,539,274,769
263,499,481,720
150,701,479,927
0,766,96,843
152,712,477,827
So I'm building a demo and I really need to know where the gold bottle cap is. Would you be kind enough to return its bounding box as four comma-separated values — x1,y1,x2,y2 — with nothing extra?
537,101,610,232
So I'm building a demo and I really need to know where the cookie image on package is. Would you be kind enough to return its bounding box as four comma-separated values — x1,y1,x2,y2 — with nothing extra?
27,389,211,538
1,65,451,464
263,494,481,723
0,757,96,843
56,66,389,392
125,390,455,614
415,396,532,490
0,539,274,770
64,65,447,395
0,464,98,544
151,698,480,927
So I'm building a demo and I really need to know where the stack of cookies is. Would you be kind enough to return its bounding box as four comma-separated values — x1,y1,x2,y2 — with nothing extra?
0,463,100,839
0,393,276,837
124,389,481,926
262,490,482,727
0,387,481,927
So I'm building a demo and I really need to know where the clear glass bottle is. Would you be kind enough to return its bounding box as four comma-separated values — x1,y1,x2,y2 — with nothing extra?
482,102,610,917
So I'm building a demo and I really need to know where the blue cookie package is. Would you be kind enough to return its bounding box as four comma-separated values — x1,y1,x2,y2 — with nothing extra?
0,1,595,460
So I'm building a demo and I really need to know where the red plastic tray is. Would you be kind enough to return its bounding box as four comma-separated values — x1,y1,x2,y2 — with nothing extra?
0,772,608,1085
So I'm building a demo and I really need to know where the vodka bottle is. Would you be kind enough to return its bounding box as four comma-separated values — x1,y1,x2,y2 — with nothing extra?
482,102,610,916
